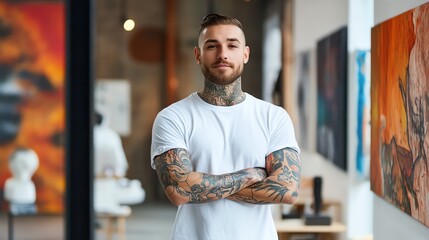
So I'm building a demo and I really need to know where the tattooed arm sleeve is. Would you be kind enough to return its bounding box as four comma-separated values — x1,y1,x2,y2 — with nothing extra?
153,148,267,206
227,148,301,204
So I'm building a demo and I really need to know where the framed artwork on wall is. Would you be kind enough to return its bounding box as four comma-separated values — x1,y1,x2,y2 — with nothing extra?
294,50,316,151
371,2,429,227
0,2,65,213
95,79,131,136
354,50,371,179
316,26,348,171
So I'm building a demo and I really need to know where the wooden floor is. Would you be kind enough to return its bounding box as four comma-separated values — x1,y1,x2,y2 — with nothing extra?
0,203,177,240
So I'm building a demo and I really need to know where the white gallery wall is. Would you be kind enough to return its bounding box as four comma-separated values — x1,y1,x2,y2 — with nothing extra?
373,0,429,239
294,0,429,239
347,0,373,237
293,0,351,239
294,0,376,238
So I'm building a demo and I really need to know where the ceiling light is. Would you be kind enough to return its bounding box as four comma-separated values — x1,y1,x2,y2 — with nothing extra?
123,19,135,31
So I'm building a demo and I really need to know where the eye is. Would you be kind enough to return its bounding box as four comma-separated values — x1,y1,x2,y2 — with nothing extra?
206,45,216,49
229,45,238,48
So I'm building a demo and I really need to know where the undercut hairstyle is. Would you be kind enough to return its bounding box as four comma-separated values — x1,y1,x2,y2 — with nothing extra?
198,13,245,38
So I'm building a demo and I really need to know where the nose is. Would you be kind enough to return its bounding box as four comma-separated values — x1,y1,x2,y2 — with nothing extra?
217,46,228,60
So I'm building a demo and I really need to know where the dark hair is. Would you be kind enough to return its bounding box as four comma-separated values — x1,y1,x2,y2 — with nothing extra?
95,111,103,125
198,13,244,37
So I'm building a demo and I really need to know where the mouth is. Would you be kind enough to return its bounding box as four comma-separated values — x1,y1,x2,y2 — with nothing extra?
212,62,232,69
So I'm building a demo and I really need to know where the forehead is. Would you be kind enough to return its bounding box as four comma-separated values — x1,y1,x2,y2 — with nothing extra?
198,24,245,45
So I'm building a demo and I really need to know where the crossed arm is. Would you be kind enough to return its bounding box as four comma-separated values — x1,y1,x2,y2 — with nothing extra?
154,147,301,206
227,148,301,204
153,148,267,206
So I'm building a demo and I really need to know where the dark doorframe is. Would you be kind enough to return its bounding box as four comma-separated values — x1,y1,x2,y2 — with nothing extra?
65,0,94,239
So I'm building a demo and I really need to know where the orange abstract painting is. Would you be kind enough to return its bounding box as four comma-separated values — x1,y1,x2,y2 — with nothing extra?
0,2,65,213
371,2,429,227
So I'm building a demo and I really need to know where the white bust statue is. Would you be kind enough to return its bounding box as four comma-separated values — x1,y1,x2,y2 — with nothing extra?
4,148,39,204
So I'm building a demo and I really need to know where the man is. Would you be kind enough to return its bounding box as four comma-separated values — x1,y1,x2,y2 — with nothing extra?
93,112,128,178
151,13,301,240
93,111,145,213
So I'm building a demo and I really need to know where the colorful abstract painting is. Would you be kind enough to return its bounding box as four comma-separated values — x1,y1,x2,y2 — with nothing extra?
0,2,65,213
316,26,348,171
355,50,371,179
371,2,429,227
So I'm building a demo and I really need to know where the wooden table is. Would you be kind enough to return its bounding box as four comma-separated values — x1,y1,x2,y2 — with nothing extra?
275,219,346,240
97,208,131,240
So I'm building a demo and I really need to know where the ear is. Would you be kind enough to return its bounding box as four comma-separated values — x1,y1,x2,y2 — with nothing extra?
243,46,250,64
194,47,201,64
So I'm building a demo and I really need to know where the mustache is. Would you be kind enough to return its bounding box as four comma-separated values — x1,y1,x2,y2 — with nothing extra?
212,60,232,67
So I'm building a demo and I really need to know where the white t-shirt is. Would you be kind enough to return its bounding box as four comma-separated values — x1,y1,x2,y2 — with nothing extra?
151,92,300,240
94,124,128,177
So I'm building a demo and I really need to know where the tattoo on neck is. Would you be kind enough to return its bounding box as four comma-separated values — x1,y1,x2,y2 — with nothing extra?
198,79,246,106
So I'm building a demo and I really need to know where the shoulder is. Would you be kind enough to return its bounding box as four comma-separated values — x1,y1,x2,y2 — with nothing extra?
246,93,288,115
156,93,195,118
94,126,121,140
153,93,197,128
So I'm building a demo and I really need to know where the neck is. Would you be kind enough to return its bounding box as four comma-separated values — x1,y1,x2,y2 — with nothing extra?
13,175,31,182
198,78,246,106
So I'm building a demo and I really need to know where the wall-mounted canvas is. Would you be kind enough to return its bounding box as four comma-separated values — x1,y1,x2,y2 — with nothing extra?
95,80,131,136
316,26,348,171
371,2,429,227
0,2,65,213
262,7,282,103
355,50,371,179
294,50,316,151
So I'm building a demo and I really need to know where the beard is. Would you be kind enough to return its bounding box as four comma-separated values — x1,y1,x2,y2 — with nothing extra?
201,61,244,85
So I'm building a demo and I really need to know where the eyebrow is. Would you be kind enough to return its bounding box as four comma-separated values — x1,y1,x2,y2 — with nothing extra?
204,38,241,44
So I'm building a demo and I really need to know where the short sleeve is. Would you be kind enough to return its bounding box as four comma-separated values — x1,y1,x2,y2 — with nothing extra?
267,107,300,155
150,109,187,169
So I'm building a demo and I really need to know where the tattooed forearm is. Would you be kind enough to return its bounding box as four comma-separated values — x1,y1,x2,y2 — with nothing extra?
154,148,266,206
228,148,301,204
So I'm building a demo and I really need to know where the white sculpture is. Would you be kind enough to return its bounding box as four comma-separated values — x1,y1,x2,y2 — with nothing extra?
93,112,145,214
94,113,128,178
4,148,39,204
